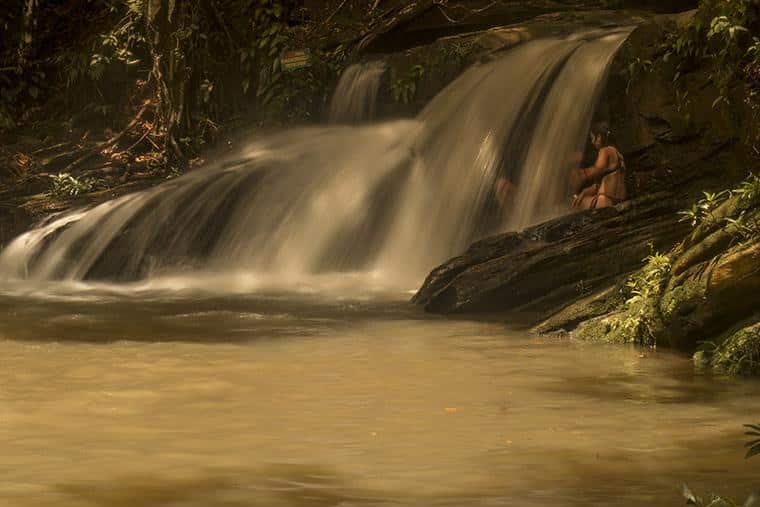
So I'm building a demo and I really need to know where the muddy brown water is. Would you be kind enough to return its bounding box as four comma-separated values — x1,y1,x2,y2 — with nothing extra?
0,287,758,506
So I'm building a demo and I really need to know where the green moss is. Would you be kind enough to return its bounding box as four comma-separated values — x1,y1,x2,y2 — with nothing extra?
534,284,625,335
574,314,622,343
704,321,760,375
574,306,655,346
660,276,705,320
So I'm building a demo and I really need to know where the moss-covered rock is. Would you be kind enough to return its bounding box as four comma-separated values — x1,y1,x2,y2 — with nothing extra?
534,283,626,336
574,309,651,344
698,320,760,375
539,180,760,374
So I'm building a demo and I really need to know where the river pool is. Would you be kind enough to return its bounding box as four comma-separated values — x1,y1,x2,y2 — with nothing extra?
0,286,758,506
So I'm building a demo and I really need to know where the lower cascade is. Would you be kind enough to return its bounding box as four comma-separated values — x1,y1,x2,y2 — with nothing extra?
0,28,631,287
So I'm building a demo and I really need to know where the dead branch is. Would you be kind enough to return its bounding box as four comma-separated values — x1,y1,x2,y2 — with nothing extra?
59,101,151,175
324,0,350,25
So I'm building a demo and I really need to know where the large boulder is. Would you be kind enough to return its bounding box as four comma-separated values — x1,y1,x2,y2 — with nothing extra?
601,11,752,201
413,193,690,315
536,182,760,373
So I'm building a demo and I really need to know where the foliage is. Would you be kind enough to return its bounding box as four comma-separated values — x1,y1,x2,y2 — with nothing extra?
724,211,760,243
678,190,732,227
745,423,760,459
89,0,147,79
446,38,478,65
624,251,671,306
706,322,760,375
0,67,46,133
49,173,100,198
241,0,291,105
680,421,760,506
674,174,760,241
624,56,653,94
656,0,760,129
0,0,318,161
734,172,760,207
391,64,425,104
681,483,746,507
608,250,672,346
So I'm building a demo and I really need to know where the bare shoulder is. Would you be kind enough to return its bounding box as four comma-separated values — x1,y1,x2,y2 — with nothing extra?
602,146,621,163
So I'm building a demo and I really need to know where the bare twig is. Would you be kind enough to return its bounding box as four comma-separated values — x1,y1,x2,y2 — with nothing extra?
31,142,72,157
324,0,350,25
124,126,154,153
432,0,501,24
59,101,151,175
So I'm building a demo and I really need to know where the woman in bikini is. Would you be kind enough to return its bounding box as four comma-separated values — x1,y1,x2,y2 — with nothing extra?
570,122,627,209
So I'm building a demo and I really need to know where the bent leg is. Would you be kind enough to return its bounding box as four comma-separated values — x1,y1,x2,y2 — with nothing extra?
594,194,614,208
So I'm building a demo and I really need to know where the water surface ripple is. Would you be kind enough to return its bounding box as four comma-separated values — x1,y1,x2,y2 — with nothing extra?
0,292,758,506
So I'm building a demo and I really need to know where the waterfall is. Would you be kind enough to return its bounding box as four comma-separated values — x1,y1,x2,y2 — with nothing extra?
329,61,387,123
0,29,631,288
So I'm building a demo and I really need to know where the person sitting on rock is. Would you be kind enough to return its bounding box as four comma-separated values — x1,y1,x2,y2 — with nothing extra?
570,122,627,209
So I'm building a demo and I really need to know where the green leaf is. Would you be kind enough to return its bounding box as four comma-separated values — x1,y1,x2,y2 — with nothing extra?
705,496,737,507
261,86,275,105
746,443,760,460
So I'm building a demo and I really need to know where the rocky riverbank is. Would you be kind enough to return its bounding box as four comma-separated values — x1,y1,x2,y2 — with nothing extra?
415,175,760,375
537,177,760,374
413,9,760,374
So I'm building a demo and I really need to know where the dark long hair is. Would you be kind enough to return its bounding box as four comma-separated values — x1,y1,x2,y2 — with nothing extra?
591,121,615,147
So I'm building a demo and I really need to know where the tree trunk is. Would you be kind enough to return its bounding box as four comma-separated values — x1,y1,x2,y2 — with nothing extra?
16,0,38,70
354,0,435,52
148,0,192,161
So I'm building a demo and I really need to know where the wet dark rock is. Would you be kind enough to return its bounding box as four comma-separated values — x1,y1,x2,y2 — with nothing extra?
413,192,690,315
366,0,696,53
601,12,752,200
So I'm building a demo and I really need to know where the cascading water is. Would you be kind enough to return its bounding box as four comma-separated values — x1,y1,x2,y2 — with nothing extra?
329,61,387,123
0,29,631,290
